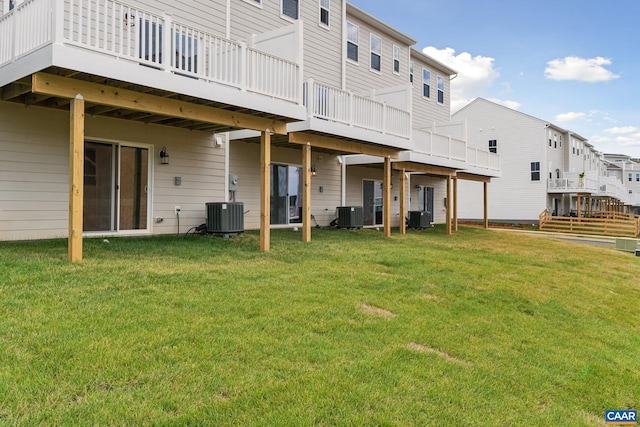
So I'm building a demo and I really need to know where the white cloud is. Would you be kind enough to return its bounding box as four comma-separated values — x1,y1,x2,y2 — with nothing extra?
544,56,620,82
555,112,587,122
422,46,505,112
604,126,639,135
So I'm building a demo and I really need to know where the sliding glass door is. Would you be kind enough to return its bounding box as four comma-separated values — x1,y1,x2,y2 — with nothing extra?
84,141,150,233
270,164,302,225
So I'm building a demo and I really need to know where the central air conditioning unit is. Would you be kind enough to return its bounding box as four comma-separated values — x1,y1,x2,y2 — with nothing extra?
206,202,244,237
408,210,431,229
337,206,363,229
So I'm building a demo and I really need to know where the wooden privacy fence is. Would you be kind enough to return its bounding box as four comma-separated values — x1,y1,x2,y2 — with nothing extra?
539,210,640,238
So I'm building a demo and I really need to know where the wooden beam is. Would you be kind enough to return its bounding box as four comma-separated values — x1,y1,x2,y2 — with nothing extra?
456,172,491,183
289,132,399,158
446,175,452,235
31,72,288,134
302,143,312,243
392,162,456,177
453,177,458,232
383,156,392,238
483,182,489,229
399,168,406,235
2,78,32,101
260,131,271,252
69,95,85,262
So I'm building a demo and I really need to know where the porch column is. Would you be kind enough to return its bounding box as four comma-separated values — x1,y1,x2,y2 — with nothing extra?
260,130,271,252
446,175,452,235
69,95,85,262
483,181,489,229
383,156,392,238
302,143,312,243
453,177,459,232
399,168,406,235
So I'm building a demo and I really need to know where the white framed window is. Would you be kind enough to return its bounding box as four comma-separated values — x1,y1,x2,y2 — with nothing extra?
281,0,299,20
319,0,329,27
629,173,633,182
346,22,359,63
422,69,430,98
489,140,497,153
370,34,381,72
5,0,17,12
409,62,414,84
531,162,541,181
637,173,640,182
243,0,262,7
437,75,444,104
393,45,400,74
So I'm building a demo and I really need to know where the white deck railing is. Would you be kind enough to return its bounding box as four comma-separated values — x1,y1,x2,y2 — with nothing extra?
304,79,412,139
548,173,599,192
412,128,467,162
0,0,300,104
466,147,501,171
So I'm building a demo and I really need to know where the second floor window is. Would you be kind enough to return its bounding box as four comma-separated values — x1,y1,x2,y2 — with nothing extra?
347,22,358,62
370,34,381,72
422,69,430,98
437,75,444,104
282,0,299,20
637,173,640,182
319,0,329,26
409,62,414,84
629,173,633,182
531,162,541,181
489,140,497,153
393,45,400,74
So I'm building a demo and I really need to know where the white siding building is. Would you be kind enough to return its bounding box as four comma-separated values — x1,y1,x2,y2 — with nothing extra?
453,98,636,222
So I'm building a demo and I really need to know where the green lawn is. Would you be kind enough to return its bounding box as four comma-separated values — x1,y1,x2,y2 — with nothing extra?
1,227,638,426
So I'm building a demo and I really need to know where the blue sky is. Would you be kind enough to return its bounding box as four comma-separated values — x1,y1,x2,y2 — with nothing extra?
349,0,640,157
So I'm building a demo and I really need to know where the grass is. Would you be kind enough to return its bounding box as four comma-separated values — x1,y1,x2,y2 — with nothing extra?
0,226,639,426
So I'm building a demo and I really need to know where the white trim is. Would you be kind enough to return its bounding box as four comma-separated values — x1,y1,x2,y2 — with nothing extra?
346,21,359,64
392,44,400,75
370,33,382,72
242,0,263,8
319,0,330,28
280,0,299,22
422,68,431,100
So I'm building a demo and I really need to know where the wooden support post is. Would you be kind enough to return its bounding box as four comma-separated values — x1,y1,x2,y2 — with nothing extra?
399,168,406,235
383,156,392,238
260,130,271,252
577,194,582,218
68,95,85,262
302,143,312,243
453,177,459,232
483,181,489,229
446,175,452,235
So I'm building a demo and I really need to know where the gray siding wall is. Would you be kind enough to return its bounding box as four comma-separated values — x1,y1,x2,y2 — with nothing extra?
0,101,225,240
230,0,342,87
410,57,452,127
453,100,548,221
229,140,342,230
344,15,411,96
133,0,227,34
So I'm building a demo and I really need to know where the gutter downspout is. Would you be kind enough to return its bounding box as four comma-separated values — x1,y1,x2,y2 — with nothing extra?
341,0,347,91
225,0,231,39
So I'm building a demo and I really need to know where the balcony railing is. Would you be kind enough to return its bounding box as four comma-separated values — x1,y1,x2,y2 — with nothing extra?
548,173,599,192
303,79,412,139
412,128,466,162
0,0,301,103
466,147,501,171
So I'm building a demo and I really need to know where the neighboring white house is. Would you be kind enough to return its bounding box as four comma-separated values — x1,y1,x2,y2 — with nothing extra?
452,98,636,222
604,154,640,214
0,0,499,257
